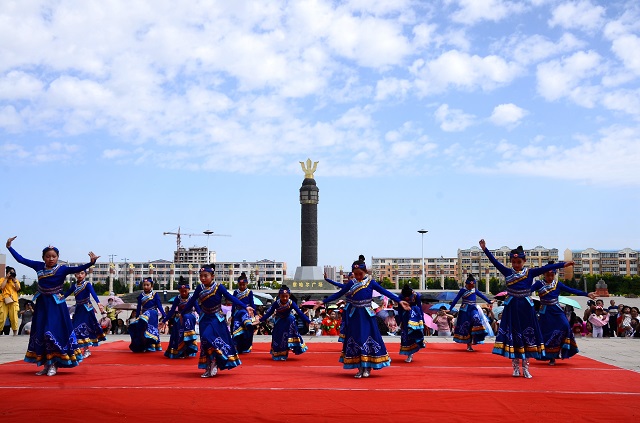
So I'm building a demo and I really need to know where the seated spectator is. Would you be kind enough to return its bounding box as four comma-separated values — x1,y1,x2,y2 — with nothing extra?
100,313,112,334
113,318,127,334
630,318,639,338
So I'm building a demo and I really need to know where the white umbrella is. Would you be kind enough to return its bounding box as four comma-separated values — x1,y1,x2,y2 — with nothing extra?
253,292,273,301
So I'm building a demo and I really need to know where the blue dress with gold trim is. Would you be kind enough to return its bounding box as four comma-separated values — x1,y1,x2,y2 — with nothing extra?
531,280,588,360
9,247,92,369
181,282,249,370
128,291,166,352
260,299,310,360
163,294,201,358
64,281,106,348
323,277,402,370
483,247,566,359
450,288,492,345
398,290,426,356
231,288,256,353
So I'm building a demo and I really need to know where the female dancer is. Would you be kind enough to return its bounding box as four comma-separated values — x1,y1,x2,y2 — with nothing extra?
531,262,595,365
64,270,106,358
259,285,311,360
314,258,409,378
128,277,167,353
180,264,254,377
231,272,256,353
480,239,574,378
449,274,493,352
398,284,425,363
6,236,99,376
163,276,201,359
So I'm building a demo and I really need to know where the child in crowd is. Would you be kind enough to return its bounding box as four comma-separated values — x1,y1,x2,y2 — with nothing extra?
480,239,574,379
128,277,167,353
64,270,106,358
231,272,257,353
163,276,200,359
449,274,493,352
260,285,310,360
6,236,99,376
588,307,609,339
314,256,410,378
398,284,425,363
180,264,254,377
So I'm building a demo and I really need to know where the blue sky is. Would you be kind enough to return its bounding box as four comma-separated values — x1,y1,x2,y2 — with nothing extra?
2,0,639,283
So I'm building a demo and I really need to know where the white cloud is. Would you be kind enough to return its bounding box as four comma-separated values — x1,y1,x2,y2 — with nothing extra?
536,50,602,102
374,77,412,101
490,103,528,127
413,50,521,95
0,71,44,100
501,33,585,66
484,125,640,186
447,0,527,25
434,104,475,132
548,0,606,32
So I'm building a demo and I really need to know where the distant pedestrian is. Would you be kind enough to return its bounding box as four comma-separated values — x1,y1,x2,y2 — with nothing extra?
0,266,21,336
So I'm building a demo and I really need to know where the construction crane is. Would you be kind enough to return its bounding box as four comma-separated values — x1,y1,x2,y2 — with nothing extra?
163,226,231,251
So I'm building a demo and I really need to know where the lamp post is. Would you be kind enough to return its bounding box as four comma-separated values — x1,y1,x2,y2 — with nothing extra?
417,230,428,291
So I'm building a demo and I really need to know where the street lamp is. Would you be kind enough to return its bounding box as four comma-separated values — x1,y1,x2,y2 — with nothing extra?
417,230,428,291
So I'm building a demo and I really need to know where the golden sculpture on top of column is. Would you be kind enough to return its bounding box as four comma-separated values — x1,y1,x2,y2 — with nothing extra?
300,158,319,179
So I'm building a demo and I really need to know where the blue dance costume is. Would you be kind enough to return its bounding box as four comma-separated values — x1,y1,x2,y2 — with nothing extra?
531,279,588,360
63,280,106,348
181,281,248,371
163,294,201,359
260,299,311,360
322,277,402,371
128,290,166,352
450,288,492,345
482,247,566,359
398,290,425,356
231,288,256,353
9,247,92,369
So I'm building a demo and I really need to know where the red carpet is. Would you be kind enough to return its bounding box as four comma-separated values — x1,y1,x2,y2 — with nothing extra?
2,341,639,421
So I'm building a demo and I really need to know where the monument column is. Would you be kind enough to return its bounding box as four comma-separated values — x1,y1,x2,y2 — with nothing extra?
293,159,326,288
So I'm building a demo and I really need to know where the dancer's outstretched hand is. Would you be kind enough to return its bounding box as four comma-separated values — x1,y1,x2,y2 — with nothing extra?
88,251,100,264
479,239,486,249
6,236,16,249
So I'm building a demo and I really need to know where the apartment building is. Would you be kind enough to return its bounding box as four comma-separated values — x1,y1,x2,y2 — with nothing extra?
370,256,458,288
457,245,560,282
564,247,639,280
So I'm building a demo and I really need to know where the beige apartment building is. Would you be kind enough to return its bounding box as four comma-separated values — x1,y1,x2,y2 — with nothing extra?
371,256,457,289
563,248,639,280
457,245,561,282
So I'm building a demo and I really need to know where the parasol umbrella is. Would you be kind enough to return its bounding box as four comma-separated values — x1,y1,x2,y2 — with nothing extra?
429,303,458,312
436,292,459,301
253,292,273,301
558,296,582,309
494,291,508,300
107,295,124,305
253,297,264,306
423,313,438,331
301,301,317,308
376,308,396,319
